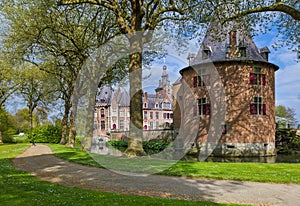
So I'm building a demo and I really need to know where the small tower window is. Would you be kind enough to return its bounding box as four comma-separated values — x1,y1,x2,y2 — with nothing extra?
100,109,105,118
249,67,266,86
198,98,210,115
202,46,211,60
221,123,227,134
250,97,266,115
239,41,247,57
197,68,210,87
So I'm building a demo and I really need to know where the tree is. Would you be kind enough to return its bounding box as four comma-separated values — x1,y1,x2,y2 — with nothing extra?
15,64,57,129
0,107,16,143
0,61,18,107
59,0,202,156
0,0,121,147
217,0,299,52
59,0,299,156
276,105,297,128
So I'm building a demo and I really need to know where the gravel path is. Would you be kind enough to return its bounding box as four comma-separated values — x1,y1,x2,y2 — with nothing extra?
13,144,300,206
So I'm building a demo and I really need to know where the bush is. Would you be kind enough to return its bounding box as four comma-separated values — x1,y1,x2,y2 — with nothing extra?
276,128,300,153
2,135,15,143
1,128,17,143
28,125,61,144
108,140,170,154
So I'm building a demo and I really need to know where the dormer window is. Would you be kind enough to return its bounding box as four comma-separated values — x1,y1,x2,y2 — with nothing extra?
239,41,246,57
202,46,211,60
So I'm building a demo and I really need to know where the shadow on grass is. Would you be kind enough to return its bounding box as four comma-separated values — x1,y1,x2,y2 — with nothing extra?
10,144,249,206
1,154,240,206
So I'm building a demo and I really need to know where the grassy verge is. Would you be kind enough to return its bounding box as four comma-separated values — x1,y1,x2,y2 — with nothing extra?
0,144,238,206
48,144,300,184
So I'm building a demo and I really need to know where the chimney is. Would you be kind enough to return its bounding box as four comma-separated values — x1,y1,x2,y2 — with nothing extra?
226,30,239,59
260,46,270,61
229,30,237,48
187,53,196,65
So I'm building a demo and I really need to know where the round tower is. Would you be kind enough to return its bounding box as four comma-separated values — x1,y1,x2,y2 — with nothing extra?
178,15,279,157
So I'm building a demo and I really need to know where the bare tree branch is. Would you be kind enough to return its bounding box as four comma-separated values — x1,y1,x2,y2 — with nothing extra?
223,2,300,24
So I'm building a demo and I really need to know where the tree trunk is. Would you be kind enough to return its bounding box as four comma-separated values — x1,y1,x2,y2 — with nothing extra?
83,88,97,151
28,104,34,129
67,109,76,148
60,100,71,145
0,131,3,144
124,37,145,157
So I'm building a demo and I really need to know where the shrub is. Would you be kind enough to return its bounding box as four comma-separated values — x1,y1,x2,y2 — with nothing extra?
276,128,300,152
28,125,61,144
2,128,17,143
108,140,170,154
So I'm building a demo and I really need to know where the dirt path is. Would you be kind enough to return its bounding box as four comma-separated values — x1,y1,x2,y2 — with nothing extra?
13,144,300,206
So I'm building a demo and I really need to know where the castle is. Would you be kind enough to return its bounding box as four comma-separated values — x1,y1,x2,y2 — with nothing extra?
94,64,174,138
94,12,279,157
174,13,279,157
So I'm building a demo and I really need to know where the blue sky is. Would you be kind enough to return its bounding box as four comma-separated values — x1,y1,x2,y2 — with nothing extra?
6,26,299,125
143,33,300,124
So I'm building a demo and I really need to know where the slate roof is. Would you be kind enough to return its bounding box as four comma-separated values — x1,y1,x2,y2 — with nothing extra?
143,94,173,110
191,19,267,65
116,89,130,107
95,85,113,105
180,6,279,73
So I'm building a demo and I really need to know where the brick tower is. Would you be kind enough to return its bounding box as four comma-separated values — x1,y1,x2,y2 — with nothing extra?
176,15,279,157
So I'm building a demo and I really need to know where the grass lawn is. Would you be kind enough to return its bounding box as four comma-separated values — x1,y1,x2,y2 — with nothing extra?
0,144,240,206
48,144,300,184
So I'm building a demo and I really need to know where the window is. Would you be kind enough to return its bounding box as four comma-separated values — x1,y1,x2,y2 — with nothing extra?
100,109,105,118
222,123,227,134
120,120,124,130
101,121,105,130
112,107,116,112
250,67,266,85
163,113,166,119
150,122,153,130
194,69,210,87
250,97,266,115
150,112,153,119
144,103,147,108
239,47,246,57
144,111,148,119
198,98,210,115
155,103,159,108
156,121,159,129
144,125,148,130
170,113,173,119
156,112,159,119
202,46,211,60
163,102,170,109
112,124,116,130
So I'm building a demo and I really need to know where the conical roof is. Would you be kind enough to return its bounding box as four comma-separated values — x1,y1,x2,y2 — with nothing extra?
191,6,268,65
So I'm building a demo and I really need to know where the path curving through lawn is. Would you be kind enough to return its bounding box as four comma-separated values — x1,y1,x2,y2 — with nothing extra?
13,144,300,206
